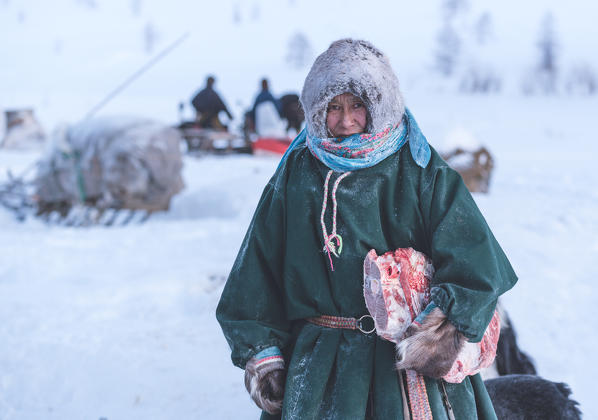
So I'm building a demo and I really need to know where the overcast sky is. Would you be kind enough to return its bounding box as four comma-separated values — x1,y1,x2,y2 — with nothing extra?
1,0,596,127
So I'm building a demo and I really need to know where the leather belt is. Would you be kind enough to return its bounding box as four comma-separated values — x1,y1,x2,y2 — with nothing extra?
306,314,376,334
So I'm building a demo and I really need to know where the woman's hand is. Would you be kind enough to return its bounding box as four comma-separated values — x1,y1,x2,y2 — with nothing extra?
395,306,466,378
244,354,286,414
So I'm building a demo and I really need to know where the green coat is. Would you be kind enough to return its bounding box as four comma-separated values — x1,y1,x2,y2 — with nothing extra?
217,143,517,419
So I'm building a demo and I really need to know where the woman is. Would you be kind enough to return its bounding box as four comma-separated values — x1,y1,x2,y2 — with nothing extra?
217,39,517,419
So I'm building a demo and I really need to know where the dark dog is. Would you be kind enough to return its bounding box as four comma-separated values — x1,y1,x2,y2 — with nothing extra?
494,308,537,376
485,374,581,420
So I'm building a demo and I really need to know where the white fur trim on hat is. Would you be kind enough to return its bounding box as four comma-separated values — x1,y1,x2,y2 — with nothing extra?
300,38,405,138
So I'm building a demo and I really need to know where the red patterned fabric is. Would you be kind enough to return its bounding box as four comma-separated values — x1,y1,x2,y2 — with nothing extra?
405,370,434,420
363,248,500,382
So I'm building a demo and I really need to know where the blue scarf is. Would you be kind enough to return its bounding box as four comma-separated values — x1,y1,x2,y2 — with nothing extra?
278,108,431,172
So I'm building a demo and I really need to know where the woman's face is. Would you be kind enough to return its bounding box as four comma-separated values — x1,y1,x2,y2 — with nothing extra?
326,93,367,137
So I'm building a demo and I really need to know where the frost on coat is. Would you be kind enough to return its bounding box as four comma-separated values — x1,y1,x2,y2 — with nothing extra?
217,144,517,419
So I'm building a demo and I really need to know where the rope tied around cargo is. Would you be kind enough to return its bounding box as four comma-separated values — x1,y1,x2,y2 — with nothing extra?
60,131,87,204
320,170,351,271
72,150,87,204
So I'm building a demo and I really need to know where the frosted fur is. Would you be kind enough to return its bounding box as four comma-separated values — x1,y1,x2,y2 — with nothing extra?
244,356,285,414
300,38,405,138
395,307,466,378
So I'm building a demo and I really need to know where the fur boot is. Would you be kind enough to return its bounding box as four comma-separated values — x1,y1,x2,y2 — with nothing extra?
395,307,466,378
244,356,286,415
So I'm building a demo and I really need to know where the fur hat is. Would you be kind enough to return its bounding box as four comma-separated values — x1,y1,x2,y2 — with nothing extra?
300,38,405,138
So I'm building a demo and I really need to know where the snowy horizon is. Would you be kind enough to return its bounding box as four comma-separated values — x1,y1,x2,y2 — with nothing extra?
1,0,598,133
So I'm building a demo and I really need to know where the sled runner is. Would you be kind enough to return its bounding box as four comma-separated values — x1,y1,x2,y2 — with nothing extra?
178,125,252,155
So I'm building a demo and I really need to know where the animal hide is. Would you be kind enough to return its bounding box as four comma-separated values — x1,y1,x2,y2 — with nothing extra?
363,248,500,383
396,306,466,378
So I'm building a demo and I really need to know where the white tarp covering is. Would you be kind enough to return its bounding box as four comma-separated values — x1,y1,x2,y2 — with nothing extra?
34,116,184,211
255,101,287,138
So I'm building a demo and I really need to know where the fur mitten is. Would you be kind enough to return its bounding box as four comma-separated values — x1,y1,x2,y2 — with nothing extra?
244,347,286,414
395,304,466,378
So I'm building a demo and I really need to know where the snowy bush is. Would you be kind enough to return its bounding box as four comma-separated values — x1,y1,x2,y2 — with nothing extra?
285,32,313,70
459,64,502,93
565,63,597,95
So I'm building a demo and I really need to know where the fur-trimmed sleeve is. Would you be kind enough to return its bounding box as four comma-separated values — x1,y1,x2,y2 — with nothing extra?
216,169,292,368
418,154,517,342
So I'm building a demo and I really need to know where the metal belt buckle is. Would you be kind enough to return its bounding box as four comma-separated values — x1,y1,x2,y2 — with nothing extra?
357,314,376,334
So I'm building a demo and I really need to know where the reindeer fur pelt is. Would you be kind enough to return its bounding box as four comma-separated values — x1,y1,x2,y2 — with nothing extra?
395,307,466,378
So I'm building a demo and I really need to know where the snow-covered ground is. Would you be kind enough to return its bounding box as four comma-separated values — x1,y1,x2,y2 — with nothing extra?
1,93,597,419
2,1,598,418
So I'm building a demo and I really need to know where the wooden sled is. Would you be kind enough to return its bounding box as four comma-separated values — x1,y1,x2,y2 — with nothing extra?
441,147,494,193
178,126,252,155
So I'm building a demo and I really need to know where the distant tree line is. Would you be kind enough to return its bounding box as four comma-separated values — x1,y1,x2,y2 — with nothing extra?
433,0,597,95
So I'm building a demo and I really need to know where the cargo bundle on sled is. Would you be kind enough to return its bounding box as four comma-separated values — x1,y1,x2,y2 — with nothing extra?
1,116,184,225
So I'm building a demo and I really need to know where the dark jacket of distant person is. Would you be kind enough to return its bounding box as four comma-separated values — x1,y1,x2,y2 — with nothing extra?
191,76,233,128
